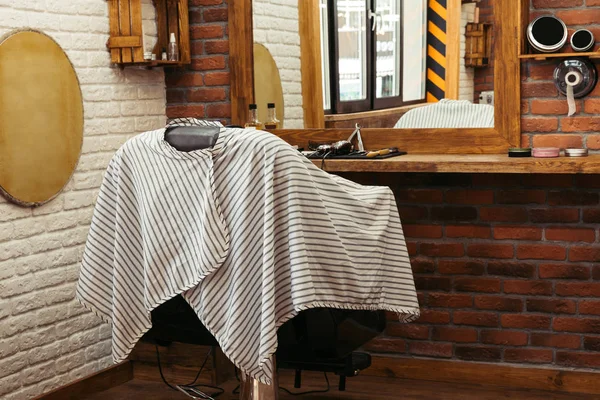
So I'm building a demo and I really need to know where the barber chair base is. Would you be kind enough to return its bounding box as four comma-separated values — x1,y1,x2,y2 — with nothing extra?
283,351,371,391
145,298,383,399
239,357,279,400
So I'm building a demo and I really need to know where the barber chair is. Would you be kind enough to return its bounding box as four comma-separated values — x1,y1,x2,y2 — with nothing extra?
143,295,385,398
143,124,386,399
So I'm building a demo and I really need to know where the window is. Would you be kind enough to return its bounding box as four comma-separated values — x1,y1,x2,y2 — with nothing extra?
320,0,427,114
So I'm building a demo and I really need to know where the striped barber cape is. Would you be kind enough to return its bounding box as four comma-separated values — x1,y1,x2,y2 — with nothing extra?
76,118,420,384
394,99,495,129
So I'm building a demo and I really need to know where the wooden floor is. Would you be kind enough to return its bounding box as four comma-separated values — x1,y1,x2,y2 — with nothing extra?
82,370,598,400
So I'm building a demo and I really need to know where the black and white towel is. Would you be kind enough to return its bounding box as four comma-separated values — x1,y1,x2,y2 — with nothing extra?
76,118,419,384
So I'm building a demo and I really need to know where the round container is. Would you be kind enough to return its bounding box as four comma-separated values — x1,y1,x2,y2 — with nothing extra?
532,147,560,158
571,29,595,52
527,16,568,53
564,148,589,157
508,148,532,158
554,58,598,99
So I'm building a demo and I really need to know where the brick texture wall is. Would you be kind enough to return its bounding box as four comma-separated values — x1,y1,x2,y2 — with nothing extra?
522,1,600,149
476,0,600,149
343,172,600,370
165,0,231,124
0,1,166,399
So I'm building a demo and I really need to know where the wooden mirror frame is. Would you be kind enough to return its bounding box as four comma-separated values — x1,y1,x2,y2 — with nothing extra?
229,0,520,154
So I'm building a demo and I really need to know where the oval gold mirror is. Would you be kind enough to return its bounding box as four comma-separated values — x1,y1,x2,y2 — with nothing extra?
253,43,285,127
0,30,84,206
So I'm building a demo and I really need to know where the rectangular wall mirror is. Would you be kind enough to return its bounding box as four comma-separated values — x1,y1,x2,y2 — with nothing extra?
230,0,521,154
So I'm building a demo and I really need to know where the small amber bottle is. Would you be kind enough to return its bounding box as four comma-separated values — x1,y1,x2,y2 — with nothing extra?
244,104,264,130
264,103,280,130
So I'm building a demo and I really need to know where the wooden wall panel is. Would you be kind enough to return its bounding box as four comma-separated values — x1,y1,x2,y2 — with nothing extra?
178,0,191,64
445,0,460,100
108,0,121,62
298,0,325,128
130,0,144,62
118,0,133,62
229,0,254,126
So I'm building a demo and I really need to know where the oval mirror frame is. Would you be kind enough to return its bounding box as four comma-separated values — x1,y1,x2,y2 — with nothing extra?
253,43,285,127
0,30,84,206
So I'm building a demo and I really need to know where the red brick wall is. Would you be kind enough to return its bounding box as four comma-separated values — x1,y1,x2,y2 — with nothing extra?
165,0,231,124
522,0,600,149
341,172,600,369
475,0,600,149
165,2,600,371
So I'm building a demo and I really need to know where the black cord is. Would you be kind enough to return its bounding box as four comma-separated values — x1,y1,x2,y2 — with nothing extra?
155,344,224,397
155,344,178,391
320,151,331,169
279,372,330,396
185,347,213,386
187,384,225,397
184,347,225,397
232,384,240,395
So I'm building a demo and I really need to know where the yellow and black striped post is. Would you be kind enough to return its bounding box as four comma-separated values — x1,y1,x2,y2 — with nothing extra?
427,0,447,102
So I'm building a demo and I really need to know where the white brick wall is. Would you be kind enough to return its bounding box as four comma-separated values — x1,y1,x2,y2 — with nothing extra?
253,0,304,128
0,1,166,398
459,3,476,101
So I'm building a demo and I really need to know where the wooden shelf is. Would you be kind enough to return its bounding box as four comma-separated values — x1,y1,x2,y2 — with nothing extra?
465,23,492,68
312,154,600,174
518,1,600,62
519,52,600,61
118,60,184,68
107,0,190,67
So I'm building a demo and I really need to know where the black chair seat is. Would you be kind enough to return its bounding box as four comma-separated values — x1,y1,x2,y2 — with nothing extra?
145,295,218,346
142,295,385,390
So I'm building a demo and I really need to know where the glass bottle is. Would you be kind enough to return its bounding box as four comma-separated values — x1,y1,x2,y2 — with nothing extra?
264,103,280,129
168,32,179,62
244,104,264,130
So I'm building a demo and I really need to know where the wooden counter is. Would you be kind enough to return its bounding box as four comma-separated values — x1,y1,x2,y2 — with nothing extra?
312,154,600,174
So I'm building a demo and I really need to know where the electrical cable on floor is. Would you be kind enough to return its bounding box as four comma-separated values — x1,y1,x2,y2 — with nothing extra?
155,345,178,391
185,384,224,398
278,372,330,396
230,367,330,396
155,344,225,398
185,347,213,386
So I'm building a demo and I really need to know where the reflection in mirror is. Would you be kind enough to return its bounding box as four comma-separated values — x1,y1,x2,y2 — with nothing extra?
402,0,428,103
253,1,305,128
252,0,494,129
320,0,428,111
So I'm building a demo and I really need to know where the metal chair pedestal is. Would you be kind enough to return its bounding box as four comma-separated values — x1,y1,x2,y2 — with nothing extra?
239,357,279,400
